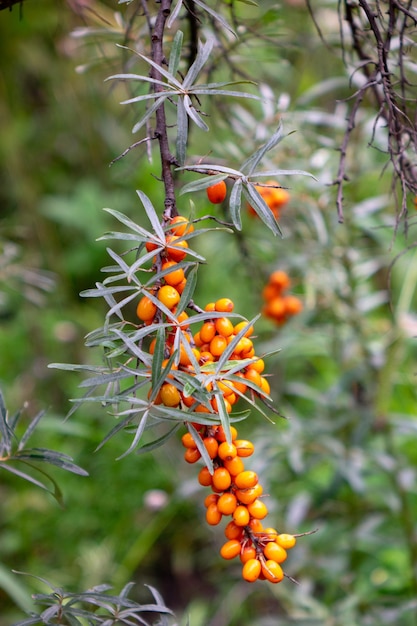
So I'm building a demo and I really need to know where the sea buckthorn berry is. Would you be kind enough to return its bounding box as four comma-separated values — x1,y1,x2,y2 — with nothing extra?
169,215,194,236
158,285,180,310
224,520,244,541
283,294,303,316
277,533,297,549
224,456,245,477
205,302,216,312
235,487,259,505
160,383,181,407
136,296,157,322
204,493,219,508
199,351,214,365
215,317,234,337
218,441,237,462
263,527,278,541
198,466,213,487
200,321,216,343
217,492,238,515
233,321,254,337
181,432,197,449
209,335,227,357
242,558,262,583
263,541,287,563
220,539,241,560
250,358,265,374
234,439,255,458
203,436,219,459
211,396,232,414
233,504,250,527
145,240,159,253
244,368,263,388
212,467,232,492
248,518,264,534
161,261,185,286
215,298,234,313
206,502,222,526
266,297,286,319
235,470,258,490
260,376,271,395
240,544,257,564
216,425,238,442
184,447,201,464
176,278,187,294
261,560,284,584
231,373,247,395
270,270,291,291
206,179,227,204
166,235,188,261
247,498,268,520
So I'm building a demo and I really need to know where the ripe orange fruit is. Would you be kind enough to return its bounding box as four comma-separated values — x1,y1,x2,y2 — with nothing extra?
215,317,234,337
269,270,291,291
235,487,259,505
223,456,245,477
232,504,250,527
217,492,238,515
158,285,180,310
283,294,303,316
204,493,219,508
263,541,287,563
184,447,201,463
200,321,216,343
261,559,284,583
242,558,261,582
235,470,258,490
181,432,197,449
206,179,227,204
240,544,256,564
209,335,227,357
247,498,268,520
220,539,241,560
165,235,188,262
224,520,244,541
216,425,238,442
234,439,255,458
136,296,157,322
160,383,181,407
206,502,222,525
198,466,213,487
277,533,297,549
212,467,232,492
215,298,234,312
203,436,219,459
169,215,194,236
161,261,185,286
218,441,237,462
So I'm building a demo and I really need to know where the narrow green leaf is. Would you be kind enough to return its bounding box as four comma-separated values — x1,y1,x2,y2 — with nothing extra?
179,173,228,195
183,94,209,131
187,422,214,473
176,97,188,166
0,396,12,452
116,411,149,459
136,424,181,454
176,163,243,177
136,190,166,239
251,168,316,180
211,388,232,444
229,179,243,230
176,264,197,315
243,184,282,237
95,415,136,451
132,96,167,134
182,38,214,89
167,0,183,28
14,449,89,476
241,121,284,175
192,0,236,36
151,327,166,394
168,31,183,76
18,410,46,451
121,47,183,88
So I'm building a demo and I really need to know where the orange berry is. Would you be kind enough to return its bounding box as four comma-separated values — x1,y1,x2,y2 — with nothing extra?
261,559,284,584
136,295,157,322
242,558,261,583
269,270,291,290
250,358,265,374
247,498,268,520
145,240,159,253
215,317,234,337
235,487,259,505
224,456,245,477
224,520,244,541
231,373,247,395
283,294,303,316
233,504,250,527
234,439,255,458
218,441,237,462
169,215,194,236
215,298,234,313
244,368,262,389
158,285,180,310
235,470,258,490
212,467,232,492
176,278,188,294
263,541,287,563
184,447,201,463
220,539,241,560
193,331,203,347
204,493,219,508
206,502,222,525
181,432,197,449
211,396,232,414
262,527,278,541
233,321,254,337
248,518,264,534
161,261,185,286
205,302,216,312
266,296,286,319
203,436,219,459
199,351,214,364
200,321,216,343
216,425,238,442
198,466,213,487
217,492,238,515
276,533,297,549
209,335,227,357
166,235,188,262
240,544,256,564
259,376,271,395
160,383,181,407
206,179,227,204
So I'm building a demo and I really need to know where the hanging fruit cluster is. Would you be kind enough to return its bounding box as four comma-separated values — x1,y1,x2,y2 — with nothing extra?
262,270,303,325
248,180,290,220
182,422,303,583
132,212,306,584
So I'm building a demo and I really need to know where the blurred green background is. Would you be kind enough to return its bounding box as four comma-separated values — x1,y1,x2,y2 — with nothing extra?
1,1,416,625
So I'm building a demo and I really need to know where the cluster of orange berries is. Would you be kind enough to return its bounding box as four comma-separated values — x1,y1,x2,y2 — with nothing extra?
182,422,297,583
248,180,290,220
262,270,303,325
